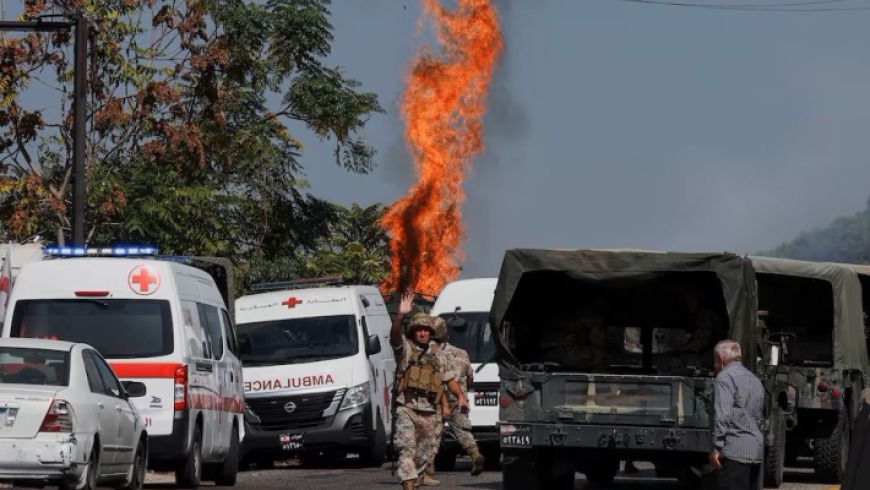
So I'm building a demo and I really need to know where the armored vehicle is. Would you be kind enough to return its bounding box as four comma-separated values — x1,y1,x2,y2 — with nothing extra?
750,257,868,486
494,249,757,489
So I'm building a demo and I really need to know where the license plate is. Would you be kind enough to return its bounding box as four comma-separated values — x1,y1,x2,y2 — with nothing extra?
279,432,303,451
474,391,498,406
501,435,530,446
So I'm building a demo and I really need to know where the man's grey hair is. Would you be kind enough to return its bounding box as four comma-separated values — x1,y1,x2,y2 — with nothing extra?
714,340,742,364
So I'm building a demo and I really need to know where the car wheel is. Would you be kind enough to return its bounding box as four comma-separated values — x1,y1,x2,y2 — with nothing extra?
61,443,99,490
176,426,203,489
214,427,240,486
117,440,146,490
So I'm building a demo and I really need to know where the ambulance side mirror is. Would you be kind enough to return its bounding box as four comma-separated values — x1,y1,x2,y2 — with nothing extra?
122,381,147,398
366,334,382,356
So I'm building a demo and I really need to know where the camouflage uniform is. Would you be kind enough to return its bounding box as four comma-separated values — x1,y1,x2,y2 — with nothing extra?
442,342,478,453
538,305,609,371
393,326,454,484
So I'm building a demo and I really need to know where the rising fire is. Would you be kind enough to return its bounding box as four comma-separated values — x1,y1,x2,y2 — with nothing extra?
381,0,503,295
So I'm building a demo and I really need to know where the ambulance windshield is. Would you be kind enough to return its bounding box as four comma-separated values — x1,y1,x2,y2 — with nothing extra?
236,314,358,366
10,299,173,359
439,312,496,364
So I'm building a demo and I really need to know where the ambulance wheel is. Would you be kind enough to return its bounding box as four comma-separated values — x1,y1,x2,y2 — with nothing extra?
214,427,239,486
359,416,387,467
176,426,202,488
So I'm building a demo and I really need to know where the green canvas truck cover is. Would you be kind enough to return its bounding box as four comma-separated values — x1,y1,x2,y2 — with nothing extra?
750,256,869,373
491,249,758,377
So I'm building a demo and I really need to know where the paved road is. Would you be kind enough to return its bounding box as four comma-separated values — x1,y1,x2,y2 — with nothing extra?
143,458,839,490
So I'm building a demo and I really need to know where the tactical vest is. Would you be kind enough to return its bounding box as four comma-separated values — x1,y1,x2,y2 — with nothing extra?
398,345,444,404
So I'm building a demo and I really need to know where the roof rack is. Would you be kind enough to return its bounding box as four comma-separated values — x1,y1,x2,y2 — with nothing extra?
251,276,345,292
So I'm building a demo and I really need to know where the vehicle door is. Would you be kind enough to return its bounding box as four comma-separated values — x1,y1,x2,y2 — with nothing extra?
92,352,140,470
198,302,225,459
221,309,243,440
82,350,121,474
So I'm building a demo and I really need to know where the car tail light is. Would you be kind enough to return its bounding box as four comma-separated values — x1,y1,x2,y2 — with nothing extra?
174,365,188,410
40,400,73,432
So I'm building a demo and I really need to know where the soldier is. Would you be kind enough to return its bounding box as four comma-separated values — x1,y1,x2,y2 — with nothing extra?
424,316,485,484
390,293,469,490
538,300,609,371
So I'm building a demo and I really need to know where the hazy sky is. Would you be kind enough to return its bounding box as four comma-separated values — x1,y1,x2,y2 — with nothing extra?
10,1,870,278
294,0,870,279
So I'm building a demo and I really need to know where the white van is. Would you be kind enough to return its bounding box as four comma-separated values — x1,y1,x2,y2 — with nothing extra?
1,246,244,488
236,283,395,467
430,277,500,469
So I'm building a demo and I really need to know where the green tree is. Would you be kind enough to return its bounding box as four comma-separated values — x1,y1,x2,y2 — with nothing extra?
301,202,390,285
0,0,382,263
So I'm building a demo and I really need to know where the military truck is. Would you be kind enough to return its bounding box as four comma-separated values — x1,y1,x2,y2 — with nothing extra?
493,249,758,489
750,257,868,486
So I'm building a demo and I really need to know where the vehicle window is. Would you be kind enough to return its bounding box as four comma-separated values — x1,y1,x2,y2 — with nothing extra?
0,346,70,386
198,304,224,360
82,351,106,394
92,353,123,398
236,315,358,367
10,299,173,359
757,273,835,366
221,310,238,356
439,312,493,363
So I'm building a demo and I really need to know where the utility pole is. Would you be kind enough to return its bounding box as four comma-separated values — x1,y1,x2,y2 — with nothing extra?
0,13,87,247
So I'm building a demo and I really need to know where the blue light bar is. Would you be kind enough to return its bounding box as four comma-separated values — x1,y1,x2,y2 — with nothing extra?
43,245,158,257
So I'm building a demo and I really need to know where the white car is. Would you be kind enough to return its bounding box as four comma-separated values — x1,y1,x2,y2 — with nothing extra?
0,338,148,490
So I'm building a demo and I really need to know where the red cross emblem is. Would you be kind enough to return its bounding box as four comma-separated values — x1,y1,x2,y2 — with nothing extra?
282,296,303,308
129,265,160,295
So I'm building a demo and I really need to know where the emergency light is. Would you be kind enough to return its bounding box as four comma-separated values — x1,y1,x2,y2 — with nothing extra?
43,245,158,257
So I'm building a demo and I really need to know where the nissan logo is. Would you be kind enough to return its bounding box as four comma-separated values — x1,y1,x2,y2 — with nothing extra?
284,402,297,413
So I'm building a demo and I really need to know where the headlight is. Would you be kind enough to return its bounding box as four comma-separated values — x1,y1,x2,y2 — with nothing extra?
340,382,371,410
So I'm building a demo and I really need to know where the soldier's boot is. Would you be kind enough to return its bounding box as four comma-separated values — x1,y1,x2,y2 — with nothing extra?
469,448,485,476
401,479,415,490
419,474,441,486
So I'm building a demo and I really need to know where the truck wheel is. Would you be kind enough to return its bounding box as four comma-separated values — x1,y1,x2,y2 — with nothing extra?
434,449,457,471
764,409,786,488
214,427,240,486
176,426,203,489
359,416,387,467
584,460,619,487
813,407,849,483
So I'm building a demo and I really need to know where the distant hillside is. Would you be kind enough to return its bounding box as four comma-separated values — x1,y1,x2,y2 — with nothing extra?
761,198,870,264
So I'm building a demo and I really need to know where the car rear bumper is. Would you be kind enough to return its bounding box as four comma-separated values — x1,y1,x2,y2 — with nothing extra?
0,433,89,481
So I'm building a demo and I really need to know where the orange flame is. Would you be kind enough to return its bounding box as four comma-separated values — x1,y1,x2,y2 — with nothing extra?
381,0,503,295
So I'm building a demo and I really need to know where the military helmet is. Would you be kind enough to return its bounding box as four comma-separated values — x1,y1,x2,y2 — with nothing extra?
407,313,435,335
432,316,448,342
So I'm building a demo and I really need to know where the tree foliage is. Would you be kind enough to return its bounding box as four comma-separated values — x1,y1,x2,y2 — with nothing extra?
237,202,389,294
762,196,870,263
0,0,383,265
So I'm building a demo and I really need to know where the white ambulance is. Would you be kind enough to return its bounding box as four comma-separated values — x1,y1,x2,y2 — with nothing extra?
236,281,395,467
430,277,500,469
1,246,243,488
